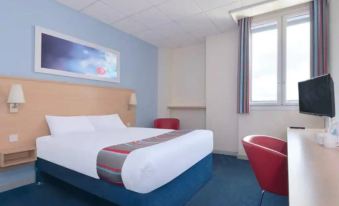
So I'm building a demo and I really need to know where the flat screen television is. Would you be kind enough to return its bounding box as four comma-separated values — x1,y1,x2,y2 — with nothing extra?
298,74,335,118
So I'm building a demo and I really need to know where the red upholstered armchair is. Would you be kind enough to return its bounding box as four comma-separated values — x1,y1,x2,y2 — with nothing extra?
154,118,180,130
242,135,288,206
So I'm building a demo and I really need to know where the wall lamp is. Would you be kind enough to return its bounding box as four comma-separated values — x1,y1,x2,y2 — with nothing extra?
7,84,26,113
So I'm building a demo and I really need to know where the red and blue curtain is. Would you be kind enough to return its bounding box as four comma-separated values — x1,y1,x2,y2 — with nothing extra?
237,18,251,114
311,0,329,77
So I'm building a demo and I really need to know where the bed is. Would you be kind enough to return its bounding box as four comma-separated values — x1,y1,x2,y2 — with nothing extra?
36,115,213,206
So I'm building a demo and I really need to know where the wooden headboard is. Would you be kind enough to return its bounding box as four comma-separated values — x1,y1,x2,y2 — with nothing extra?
0,76,135,150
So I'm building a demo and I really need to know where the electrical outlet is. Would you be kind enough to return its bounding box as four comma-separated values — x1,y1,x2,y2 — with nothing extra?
9,134,18,142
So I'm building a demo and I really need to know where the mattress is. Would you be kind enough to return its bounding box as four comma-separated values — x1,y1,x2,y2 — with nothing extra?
36,127,213,194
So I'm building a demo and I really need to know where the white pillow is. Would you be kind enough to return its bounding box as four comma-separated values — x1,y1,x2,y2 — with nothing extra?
45,115,95,136
87,114,127,131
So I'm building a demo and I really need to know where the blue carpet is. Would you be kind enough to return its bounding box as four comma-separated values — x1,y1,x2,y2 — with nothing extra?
0,154,288,206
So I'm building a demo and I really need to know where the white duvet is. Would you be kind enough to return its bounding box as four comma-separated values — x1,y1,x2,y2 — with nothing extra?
36,127,213,193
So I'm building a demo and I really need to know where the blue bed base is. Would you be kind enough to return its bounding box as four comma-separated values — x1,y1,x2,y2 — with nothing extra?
36,154,212,206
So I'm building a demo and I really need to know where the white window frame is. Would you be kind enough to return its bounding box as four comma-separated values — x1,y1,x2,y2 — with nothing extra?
249,4,310,109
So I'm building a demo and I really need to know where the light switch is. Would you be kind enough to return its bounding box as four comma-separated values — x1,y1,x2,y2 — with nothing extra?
9,134,19,142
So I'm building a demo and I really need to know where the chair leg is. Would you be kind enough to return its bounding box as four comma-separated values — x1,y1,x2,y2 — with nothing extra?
259,190,265,206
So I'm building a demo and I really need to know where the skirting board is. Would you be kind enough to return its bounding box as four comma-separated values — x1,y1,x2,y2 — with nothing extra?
213,150,248,160
236,154,248,160
213,150,238,156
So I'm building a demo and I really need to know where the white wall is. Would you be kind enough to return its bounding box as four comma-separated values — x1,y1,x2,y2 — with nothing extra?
157,48,172,118
237,110,324,157
157,44,206,129
159,1,335,155
206,30,239,155
206,30,324,156
170,109,206,129
170,44,206,106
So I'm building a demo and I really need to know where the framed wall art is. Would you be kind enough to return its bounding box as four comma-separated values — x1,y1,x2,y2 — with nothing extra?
35,26,120,83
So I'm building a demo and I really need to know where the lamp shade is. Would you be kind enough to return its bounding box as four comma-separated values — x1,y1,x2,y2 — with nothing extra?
8,84,25,104
129,93,137,106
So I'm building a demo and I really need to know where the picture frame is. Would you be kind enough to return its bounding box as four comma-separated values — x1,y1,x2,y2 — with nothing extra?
35,26,120,83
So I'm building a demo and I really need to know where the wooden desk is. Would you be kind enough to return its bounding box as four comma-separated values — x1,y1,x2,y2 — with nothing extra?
288,129,339,206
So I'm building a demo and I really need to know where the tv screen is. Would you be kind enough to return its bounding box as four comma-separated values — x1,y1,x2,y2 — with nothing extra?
298,74,335,117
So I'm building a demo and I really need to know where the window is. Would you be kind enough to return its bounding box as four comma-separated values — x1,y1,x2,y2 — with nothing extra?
285,15,310,102
252,23,278,103
250,8,310,106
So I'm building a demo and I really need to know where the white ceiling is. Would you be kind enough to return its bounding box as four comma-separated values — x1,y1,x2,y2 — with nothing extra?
56,0,266,48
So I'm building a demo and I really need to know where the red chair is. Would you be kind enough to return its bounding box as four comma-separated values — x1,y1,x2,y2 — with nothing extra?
242,135,288,206
154,118,180,130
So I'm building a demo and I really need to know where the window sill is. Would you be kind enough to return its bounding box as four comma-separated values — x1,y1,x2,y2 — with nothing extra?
250,105,299,111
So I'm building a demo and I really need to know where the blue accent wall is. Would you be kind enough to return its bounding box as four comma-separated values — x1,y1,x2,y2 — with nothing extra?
0,0,158,127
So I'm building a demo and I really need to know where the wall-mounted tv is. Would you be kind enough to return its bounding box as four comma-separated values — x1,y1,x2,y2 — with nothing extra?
298,74,335,118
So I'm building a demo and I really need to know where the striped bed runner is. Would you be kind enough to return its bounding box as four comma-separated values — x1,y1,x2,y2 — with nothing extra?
96,130,192,186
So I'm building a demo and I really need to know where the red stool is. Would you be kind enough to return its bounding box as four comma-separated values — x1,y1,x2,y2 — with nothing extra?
154,118,180,130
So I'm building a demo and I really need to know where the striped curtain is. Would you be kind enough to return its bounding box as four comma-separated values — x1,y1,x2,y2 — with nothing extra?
311,0,329,77
237,18,251,114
